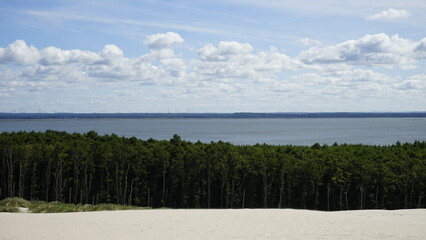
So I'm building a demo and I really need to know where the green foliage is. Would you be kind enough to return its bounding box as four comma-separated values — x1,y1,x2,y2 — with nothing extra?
0,131,425,210
0,197,30,212
0,197,145,213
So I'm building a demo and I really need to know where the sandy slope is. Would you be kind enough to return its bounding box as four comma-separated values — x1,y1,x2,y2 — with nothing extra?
0,209,425,240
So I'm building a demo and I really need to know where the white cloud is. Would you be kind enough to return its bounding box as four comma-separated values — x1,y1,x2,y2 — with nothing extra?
196,42,302,83
190,81,242,95
0,40,102,66
298,38,321,47
140,49,177,63
0,33,191,86
366,8,410,21
414,38,426,58
279,67,400,102
292,68,395,86
198,41,253,62
0,40,40,65
0,39,182,86
298,33,424,68
40,46,101,66
160,58,186,78
0,33,425,112
271,81,304,93
1,35,424,89
394,74,426,90
83,58,167,84
143,32,184,50
101,45,124,59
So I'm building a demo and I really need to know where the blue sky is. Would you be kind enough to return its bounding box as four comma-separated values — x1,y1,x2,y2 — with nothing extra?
1,0,425,112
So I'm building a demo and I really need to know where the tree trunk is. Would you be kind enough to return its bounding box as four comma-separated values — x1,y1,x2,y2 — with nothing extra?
6,146,14,197
128,179,135,206
147,188,150,207
409,182,414,208
83,162,88,204
18,157,24,198
242,188,245,208
123,163,130,205
344,181,351,210
30,161,37,200
54,161,63,201
278,169,284,208
73,160,80,204
207,164,211,209
417,192,423,208
375,185,379,209
162,159,166,207
327,182,331,211
315,185,319,210
2,149,7,199
231,179,235,208
45,159,51,201
115,163,121,205
87,172,93,204
263,166,267,208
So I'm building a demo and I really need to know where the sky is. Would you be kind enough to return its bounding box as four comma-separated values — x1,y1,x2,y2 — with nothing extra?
0,0,425,113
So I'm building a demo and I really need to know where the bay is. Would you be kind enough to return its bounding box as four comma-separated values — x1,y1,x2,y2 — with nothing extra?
0,118,425,145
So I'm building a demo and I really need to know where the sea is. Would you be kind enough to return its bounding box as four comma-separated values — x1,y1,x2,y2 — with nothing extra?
0,118,425,145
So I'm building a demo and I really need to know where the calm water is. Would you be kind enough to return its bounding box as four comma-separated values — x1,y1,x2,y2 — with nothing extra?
0,118,425,145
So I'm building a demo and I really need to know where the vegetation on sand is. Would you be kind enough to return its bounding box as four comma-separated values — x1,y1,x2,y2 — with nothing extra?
0,197,144,213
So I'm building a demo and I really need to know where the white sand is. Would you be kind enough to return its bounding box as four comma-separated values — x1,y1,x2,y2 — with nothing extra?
1,209,425,240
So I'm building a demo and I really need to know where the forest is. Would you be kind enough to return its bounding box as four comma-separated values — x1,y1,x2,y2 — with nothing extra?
1,130,425,210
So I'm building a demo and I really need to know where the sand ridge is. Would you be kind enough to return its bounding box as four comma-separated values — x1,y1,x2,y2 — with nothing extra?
1,209,425,240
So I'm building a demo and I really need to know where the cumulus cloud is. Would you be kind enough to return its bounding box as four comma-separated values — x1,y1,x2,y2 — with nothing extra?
101,45,124,59
1,32,425,112
143,32,184,50
40,46,101,66
198,41,253,62
160,58,186,78
366,8,410,21
0,40,40,65
0,40,102,66
0,34,189,85
196,42,302,83
298,33,425,68
0,38,239,99
3,34,423,92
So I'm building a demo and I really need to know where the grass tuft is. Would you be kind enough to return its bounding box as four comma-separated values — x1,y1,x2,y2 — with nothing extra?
0,198,31,212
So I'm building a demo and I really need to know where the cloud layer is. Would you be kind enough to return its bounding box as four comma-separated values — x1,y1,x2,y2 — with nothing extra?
0,32,425,112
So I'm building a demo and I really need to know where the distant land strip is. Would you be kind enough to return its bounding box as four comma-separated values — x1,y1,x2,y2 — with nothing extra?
1,112,426,119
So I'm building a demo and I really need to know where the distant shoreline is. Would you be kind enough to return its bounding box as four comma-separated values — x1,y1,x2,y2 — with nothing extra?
1,112,426,120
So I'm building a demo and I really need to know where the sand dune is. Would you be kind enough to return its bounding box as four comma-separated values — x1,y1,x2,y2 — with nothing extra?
1,209,425,240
